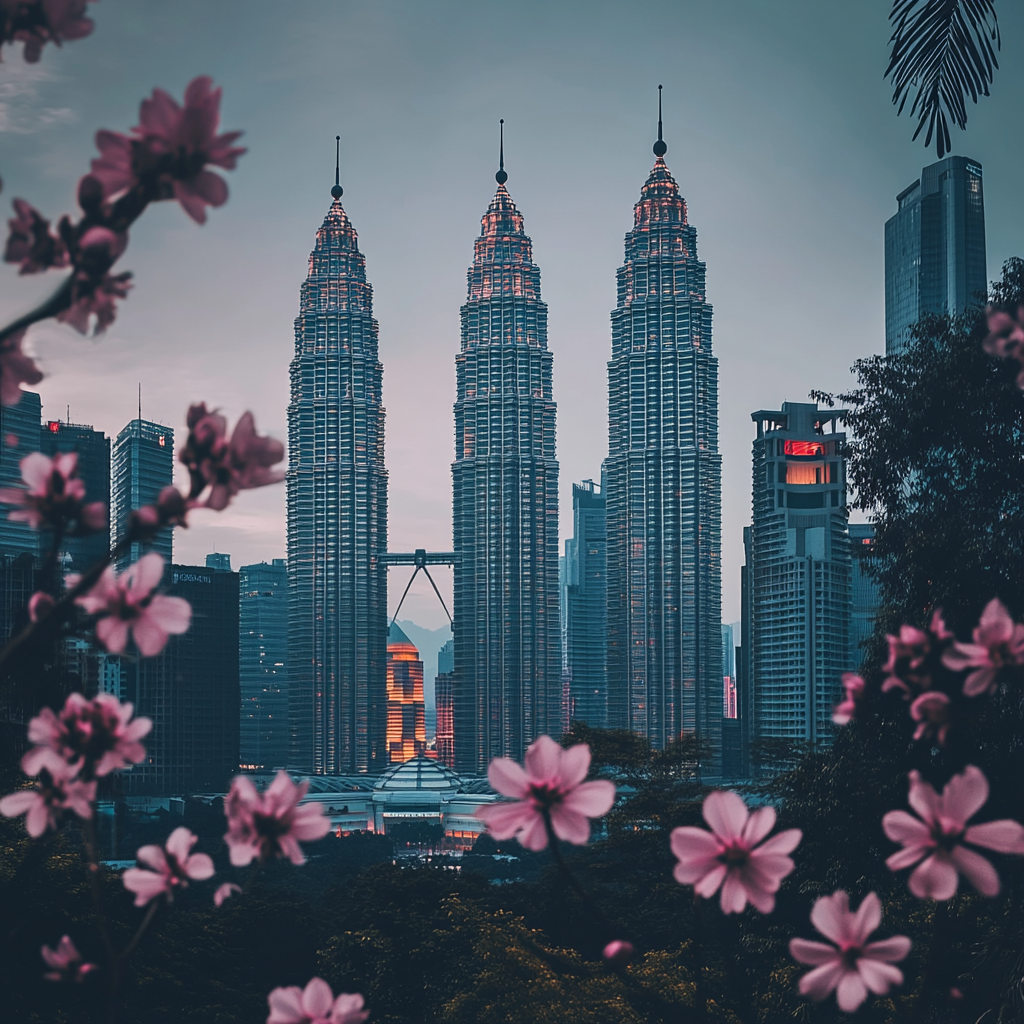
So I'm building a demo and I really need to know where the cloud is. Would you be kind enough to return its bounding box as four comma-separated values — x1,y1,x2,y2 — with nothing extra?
0,61,76,134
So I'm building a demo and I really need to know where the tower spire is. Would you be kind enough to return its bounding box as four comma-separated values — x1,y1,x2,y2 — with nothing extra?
331,135,344,200
495,119,508,186
653,84,667,158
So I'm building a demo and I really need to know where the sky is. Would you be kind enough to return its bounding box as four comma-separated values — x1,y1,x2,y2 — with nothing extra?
1,0,1023,630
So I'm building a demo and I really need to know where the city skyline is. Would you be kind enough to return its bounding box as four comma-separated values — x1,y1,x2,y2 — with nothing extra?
2,2,1024,630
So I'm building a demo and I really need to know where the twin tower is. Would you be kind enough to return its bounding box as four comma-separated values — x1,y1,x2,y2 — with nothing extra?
286,103,722,777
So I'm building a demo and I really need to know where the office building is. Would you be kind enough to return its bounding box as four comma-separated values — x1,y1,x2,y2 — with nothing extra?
884,155,987,355
386,622,426,763
41,417,110,573
111,419,173,570
564,475,608,728
744,402,851,753
849,524,880,670
123,562,239,794
435,639,454,769
0,391,41,559
287,170,388,774
451,140,560,772
239,559,288,770
605,100,722,769
722,623,737,720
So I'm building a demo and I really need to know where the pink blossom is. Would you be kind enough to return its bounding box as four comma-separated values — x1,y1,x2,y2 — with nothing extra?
983,304,1024,387
474,735,616,851
4,198,68,272
881,611,950,697
1,0,95,63
122,827,215,906
0,749,95,836
832,672,864,726
0,450,105,534
214,882,241,907
602,940,634,967
180,403,284,510
223,771,331,867
266,978,368,1024
789,890,911,1013
0,328,43,406
28,590,54,622
942,598,1024,697
130,485,192,540
40,935,96,983
882,765,1024,899
57,269,132,335
910,691,951,746
670,790,802,914
89,76,245,224
23,691,151,779
75,553,191,657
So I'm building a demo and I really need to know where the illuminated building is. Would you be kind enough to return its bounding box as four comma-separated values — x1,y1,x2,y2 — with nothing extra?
722,623,737,719
386,622,426,763
41,417,110,573
240,559,288,770
451,129,560,772
885,156,987,355
605,93,722,769
111,418,173,571
0,391,41,559
435,638,454,768
287,151,388,775
849,524,879,669
564,474,607,728
745,402,851,754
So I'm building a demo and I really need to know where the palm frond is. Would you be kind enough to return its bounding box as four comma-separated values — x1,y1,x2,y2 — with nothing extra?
885,0,1000,158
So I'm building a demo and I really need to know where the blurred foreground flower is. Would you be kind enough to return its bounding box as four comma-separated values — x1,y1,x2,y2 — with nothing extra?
0,0,95,63
0,329,43,405
40,934,96,983
942,598,1024,697
0,451,105,534
670,790,801,914
122,827,214,906
790,891,910,1013
4,198,68,272
0,749,95,836
475,735,616,851
832,672,864,726
983,304,1024,387
267,977,368,1024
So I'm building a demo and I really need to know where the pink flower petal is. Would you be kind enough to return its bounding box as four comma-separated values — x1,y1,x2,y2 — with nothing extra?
523,735,562,783
670,826,722,881
941,765,989,825
135,844,168,872
549,806,591,845
185,852,215,880
475,800,536,841
836,970,869,1013
857,957,904,996
147,594,192,634
950,845,1000,896
741,805,777,846
122,867,169,907
964,667,997,696
810,891,853,946
127,553,165,596
882,809,931,847
849,891,882,946
693,862,728,899
302,977,334,1019
517,812,549,851
560,779,615,818
267,985,306,1024
964,818,1024,854
702,790,749,842
862,936,912,963
719,869,752,914
129,616,168,658
752,827,802,857
798,960,845,1002
164,826,195,863
96,616,129,654
214,882,241,907
908,853,958,900
557,743,591,789
487,757,529,799
789,938,840,966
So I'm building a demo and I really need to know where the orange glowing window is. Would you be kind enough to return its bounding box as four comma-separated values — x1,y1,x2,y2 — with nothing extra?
784,440,825,456
158,435,166,447
784,463,828,485
47,421,60,433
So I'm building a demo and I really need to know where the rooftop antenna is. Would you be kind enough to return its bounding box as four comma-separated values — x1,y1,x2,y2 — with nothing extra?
331,135,343,200
653,84,667,158
495,119,508,186
138,383,141,425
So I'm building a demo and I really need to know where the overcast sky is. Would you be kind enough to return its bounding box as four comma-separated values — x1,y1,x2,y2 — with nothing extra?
1,1,1022,630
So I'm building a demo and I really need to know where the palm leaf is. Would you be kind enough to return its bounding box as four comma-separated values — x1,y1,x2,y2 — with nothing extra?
885,0,1000,158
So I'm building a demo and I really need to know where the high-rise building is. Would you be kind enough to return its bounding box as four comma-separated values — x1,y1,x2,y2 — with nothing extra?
435,639,454,769
123,562,239,794
884,155,987,355
0,391,41,559
722,623,737,720
451,137,560,773
849,524,880,670
605,98,722,770
745,402,851,753
239,559,288,770
111,419,173,570
721,619,744,780
564,474,607,728
287,167,388,775
41,417,110,574
385,622,426,763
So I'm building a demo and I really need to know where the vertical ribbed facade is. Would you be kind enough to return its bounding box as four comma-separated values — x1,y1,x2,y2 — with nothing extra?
452,181,560,773
111,419,173,571
606,152,722,772
287,197,388,775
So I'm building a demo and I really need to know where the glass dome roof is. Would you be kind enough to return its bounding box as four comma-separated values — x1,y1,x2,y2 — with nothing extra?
373,755,462,792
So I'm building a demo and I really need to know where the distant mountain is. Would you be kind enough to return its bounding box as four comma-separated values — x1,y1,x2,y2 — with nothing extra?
396,619,452,738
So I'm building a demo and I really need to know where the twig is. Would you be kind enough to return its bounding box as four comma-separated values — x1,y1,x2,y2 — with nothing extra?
0,276,74,346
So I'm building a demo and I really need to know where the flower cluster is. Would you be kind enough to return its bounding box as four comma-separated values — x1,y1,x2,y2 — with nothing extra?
0,748,95,837
942,598,1024,697
40,935,96,983
123,827,214,906
0,0,95,64
0,450,106,535
73,552,191,657
882,610,951,698
983,303,1024,387
0,328,43,406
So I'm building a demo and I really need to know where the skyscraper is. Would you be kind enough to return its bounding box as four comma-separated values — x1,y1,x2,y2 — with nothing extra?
386,622,426,763
111,419,173,570
0,391,41,559
287,154,388,775
435,638,454,768
849,524,880,670
745,402,851,752
884,155,987,355
605,94,722,770
239,559,288,770
452,130,560,773
564,474,607,728
41,417,110,573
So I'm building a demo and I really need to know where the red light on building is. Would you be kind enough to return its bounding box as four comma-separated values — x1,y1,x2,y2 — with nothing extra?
158,435,166,447
784,440,824,456
46,421,60,433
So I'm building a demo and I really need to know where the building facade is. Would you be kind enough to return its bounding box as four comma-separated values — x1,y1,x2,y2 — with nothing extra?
386,622,426,763
451,156,560,773
564,475,608,728
287,180,388,775
0,391,41,559
435,638,454,768
239,559,288,770
111,419,174,570
745,403,851,753
605,117,722,769
849,523,880,670
884,155,987,355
